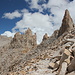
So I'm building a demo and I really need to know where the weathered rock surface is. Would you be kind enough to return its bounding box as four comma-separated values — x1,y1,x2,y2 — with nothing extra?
67,71,75,75
58,62,67,75
42,33,49,41
58,9,74,37
0,35,12,47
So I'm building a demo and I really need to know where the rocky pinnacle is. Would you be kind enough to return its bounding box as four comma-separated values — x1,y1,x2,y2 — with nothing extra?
58,9,74,37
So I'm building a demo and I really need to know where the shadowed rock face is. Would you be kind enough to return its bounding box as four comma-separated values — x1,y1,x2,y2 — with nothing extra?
58,9,74,37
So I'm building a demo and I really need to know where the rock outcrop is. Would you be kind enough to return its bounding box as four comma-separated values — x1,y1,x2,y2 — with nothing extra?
58,9,74,37
42,33,49,41
10,28,37,49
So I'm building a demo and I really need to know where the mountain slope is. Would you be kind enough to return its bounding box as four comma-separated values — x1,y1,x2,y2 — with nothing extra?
0,9,75,75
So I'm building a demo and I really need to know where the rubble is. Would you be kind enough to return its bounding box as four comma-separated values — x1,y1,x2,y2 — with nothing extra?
49,62,59,69
48,41,75,75
58,62,67,75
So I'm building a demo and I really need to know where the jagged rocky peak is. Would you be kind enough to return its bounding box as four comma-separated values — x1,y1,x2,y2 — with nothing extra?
14,32,21,37
25,28,32,36
10,28,37,49
58,9,74,37
42,33,49,41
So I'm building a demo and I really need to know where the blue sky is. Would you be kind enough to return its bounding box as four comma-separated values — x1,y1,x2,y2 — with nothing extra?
0,0,75,43
0,0,29,33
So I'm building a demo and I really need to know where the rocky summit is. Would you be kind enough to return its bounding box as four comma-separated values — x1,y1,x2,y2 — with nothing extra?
1,9,75,75
58,9,74,37
9,28,37,49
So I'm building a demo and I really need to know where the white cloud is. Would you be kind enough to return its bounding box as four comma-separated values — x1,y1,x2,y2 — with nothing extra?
67,0,75,23
2,10,22,19
24,0,74,26
48,0,75,24
12,12,55,43
12,0,75,43
30,0,39,8
1,31,15,38
2,0,75,43
21,9,29,13
47,0,68,8
25,0,30,2
25,0,45,12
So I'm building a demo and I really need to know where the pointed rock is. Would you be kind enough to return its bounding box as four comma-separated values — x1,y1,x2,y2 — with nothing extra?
51,30,59,38
25,28,32,36
10,28,37,49
58,9,74,37
42,33,49,41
